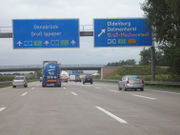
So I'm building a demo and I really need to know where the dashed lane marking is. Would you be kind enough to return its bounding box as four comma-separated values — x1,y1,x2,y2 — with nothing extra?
96,106,128,124
0,107,6,112
21,92,28,96
132,94,156,100
71,92,78,96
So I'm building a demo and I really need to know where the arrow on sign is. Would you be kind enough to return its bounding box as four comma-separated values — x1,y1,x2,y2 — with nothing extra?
98,29,105,37
44,41,49,45
71,40,76,45
17,41,22,46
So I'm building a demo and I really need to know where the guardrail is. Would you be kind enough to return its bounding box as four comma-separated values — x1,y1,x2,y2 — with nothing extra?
95,79,180,86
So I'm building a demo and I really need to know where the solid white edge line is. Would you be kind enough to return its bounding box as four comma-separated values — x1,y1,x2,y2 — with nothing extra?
21,92,28,96
71,92,78,96
153,90,180,95
132,94,156,100
96,106,127,124
0,107,6,112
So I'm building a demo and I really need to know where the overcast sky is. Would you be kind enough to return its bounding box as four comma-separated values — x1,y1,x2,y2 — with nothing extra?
0,0,149,66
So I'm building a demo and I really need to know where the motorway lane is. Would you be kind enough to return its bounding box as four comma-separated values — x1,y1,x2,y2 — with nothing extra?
0,81,180,135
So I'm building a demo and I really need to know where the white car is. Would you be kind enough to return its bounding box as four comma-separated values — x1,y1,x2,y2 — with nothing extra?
12,76,28,88
118,75,144,91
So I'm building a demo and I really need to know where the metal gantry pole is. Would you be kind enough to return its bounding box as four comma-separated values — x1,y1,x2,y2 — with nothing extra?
151,42,155,81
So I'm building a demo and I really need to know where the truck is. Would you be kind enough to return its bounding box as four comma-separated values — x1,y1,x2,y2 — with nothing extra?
42,61,61,87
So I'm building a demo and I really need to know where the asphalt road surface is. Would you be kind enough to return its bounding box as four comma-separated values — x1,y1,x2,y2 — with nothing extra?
0,81,180,135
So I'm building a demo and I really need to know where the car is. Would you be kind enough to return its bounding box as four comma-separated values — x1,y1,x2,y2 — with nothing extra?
118,75,144,91
12,76,28,88
83,76,93,84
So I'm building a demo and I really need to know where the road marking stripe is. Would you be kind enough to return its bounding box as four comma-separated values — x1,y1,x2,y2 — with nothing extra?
0,107,6,112
109,89,119,93
71,92,78,96
132,94,156,100
95,87,100,89
63,87,66,90
96,106,127,124
32,87,35,90
153,90,180,95
21,92,28,96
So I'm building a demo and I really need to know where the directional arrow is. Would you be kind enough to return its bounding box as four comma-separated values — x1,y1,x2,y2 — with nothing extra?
71,40,76,45
98,29,105,37
17,41,22,46
44,41,49,45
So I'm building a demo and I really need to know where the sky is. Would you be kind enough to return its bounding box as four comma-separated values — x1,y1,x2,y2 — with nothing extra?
0,0,149,66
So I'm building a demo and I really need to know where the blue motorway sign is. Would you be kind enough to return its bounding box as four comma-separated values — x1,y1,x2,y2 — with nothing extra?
13,19,79,49
94,18,152,47
72,70,78,75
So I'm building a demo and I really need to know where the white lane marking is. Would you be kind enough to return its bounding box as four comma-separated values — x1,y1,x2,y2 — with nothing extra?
63,87,66,90
94,87,101,89
32,87,35,90
71,92,78,96
96,106,127,124
109,89,119,93
21,92,28,96
152,90,180,95
132,94,156,100
0,107,6,112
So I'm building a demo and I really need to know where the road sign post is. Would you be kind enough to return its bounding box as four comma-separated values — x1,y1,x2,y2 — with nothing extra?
13,19,79,49
94,18,152,47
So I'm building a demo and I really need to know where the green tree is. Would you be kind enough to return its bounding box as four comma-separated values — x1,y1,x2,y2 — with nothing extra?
107,59,136,66
139,48,151,65
142,0,180,78
139,48,170,66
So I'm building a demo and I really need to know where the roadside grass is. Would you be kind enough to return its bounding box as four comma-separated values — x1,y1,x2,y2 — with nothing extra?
104,66,174,81
0,83,12,88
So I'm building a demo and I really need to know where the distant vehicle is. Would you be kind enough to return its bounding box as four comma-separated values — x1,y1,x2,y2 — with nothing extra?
83,76,93,84
118,75,144,91
61,71,69,82
69,75,81,82
40,77,42,82
12,76,28,88
42,61,61,87
75,76,81,82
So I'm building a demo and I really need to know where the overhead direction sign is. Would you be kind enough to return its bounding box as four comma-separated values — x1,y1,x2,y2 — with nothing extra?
94,18,152,47
13,19,79,49
72,70,78,75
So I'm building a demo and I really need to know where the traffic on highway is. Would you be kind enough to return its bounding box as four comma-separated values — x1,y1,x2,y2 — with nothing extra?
0,81,180,135
1,0,180,135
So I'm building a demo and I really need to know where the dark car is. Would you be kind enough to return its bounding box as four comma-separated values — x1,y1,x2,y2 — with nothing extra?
83,76,93,84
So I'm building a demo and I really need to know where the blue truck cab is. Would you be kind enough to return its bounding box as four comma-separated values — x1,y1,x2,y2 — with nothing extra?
42,62,61,87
